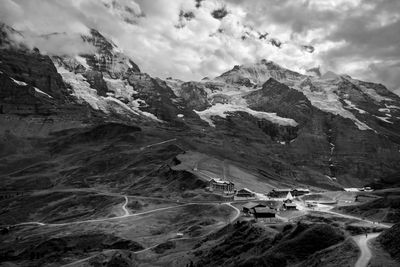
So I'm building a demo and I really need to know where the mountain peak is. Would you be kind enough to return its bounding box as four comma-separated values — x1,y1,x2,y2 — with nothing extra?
321,70,340,80
216,59,303,86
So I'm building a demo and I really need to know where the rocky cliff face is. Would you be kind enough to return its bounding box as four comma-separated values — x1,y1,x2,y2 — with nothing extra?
1,22,400,189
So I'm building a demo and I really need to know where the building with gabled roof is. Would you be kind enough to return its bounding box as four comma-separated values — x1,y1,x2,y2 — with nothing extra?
283,203,297,210
268,189,293,200
242,202,266,214
292,188,310,196
236,188,255,198
253,207,276,219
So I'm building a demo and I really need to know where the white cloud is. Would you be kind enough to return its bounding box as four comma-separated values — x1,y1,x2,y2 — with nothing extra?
0,0,399,94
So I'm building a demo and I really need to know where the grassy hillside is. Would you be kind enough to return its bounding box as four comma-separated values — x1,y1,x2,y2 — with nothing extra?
377,223,400,262
335,193,400,223
192,221,349,267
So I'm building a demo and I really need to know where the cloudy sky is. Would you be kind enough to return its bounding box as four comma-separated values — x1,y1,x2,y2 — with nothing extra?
1,0,400,94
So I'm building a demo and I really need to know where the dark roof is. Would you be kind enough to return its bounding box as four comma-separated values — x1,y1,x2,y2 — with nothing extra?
293,188,310,192
253,207,276,214
238,188,253,193
242,202,265,209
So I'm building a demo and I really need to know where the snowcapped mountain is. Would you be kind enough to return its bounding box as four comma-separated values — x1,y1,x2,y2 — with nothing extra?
168,58,400,134
1,23,400,189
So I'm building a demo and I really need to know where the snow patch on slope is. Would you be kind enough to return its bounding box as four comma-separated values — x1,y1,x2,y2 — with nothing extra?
34,87,53,99
57,65,103,110
11,77,27,86
194,103,298,127
343,99,367,114
103,77,137,99
55,65,161,121
297,79,372,131
375,115,393,124
347,79,393,102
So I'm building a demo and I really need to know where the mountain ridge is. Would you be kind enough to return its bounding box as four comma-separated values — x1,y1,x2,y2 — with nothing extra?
1,22,400,191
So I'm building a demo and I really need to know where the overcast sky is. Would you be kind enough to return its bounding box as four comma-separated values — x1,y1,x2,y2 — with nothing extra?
1,0,400,94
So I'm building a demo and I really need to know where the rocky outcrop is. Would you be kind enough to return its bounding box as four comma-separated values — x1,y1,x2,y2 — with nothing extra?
179,82,210,110
81,29,140,78
245,78,313,125
82,70,109,96
0,49,69,101
0,72,55,115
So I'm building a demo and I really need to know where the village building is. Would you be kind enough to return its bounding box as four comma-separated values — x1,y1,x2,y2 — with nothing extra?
268,188,294,200
236,188,255,198
292,188,310,196
209,178,235,195
242,202,266,214
284,203,297,210
253,207,276,219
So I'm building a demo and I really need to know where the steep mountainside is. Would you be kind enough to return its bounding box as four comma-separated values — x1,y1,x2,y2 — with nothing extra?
1,22,400,193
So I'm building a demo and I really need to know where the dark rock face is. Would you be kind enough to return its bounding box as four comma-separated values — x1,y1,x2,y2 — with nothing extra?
1,22,399,190
81,29,140,78
245,78,313,124
82,70,109,96
0,49,69,101
242,78,400,186
0,72,55,115
180,82,210,110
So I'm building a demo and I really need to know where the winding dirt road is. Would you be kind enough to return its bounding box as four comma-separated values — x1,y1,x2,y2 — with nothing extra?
57,202,240,266
353,233,380,267
121,196,130,217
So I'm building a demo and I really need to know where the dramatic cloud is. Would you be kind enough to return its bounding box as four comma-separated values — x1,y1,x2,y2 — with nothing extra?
1,0,399,94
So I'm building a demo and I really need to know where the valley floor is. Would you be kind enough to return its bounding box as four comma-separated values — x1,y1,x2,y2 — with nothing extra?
0,185,394,267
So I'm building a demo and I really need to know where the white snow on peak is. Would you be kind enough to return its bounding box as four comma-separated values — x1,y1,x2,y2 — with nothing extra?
56,65,102,110
34,87,53,99
360,85,392,102
347,78,392,102
165,78,184,97
295,79,372,131
11,77,27,86
55,64,161,121
194,103,298,127
216,60,302,86
103,77,137,99
75,56,90,69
